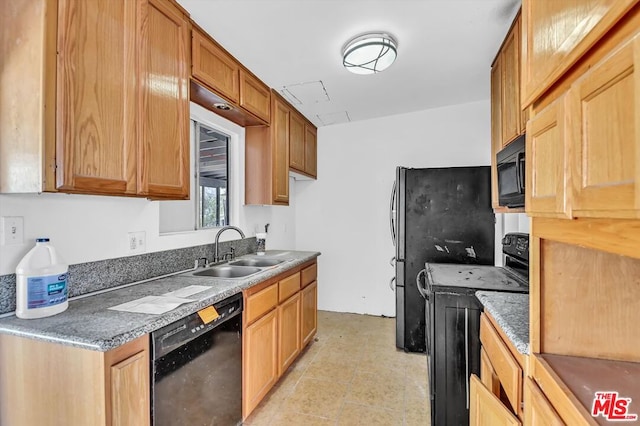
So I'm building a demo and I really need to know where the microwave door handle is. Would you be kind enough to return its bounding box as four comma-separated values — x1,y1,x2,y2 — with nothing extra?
389,181,397,246
516,152,525,194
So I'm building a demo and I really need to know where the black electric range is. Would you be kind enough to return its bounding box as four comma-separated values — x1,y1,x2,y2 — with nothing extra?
418,232,529,426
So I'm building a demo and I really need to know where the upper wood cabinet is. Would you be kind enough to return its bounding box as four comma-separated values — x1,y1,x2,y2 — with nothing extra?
246,91,290,205
289,109,318,179
192,27,239,103
1,0,190,199
190,25,270,126
490,11,525,212
521,0,637,108
138,0,190,199
525,95,570,218
501,15,522,146
568,34,640,219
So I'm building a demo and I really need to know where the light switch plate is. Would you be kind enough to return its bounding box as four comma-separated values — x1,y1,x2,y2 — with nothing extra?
1,216,24,246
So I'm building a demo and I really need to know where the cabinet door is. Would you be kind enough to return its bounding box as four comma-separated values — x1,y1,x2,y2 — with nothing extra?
239,69,270,123
501,15,521,146
278,292,301,376
521,0,637,107
244,309,278,418
568,35,640,218
289,112,305,172
526,95,570,218
192,27,239,103
491,56,503,209
138,0,190,199
301,280,317,347
111,351,150,426
272,97,290,204
56,0,137,195
480,346,501,397
523,377,564,426
470,375,522,426
304,124,317,178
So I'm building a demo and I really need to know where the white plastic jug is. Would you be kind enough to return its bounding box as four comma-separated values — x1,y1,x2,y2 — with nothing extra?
15,238,69,319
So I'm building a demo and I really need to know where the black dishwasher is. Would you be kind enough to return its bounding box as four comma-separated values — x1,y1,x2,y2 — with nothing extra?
418,263,528,425
151,293,243,426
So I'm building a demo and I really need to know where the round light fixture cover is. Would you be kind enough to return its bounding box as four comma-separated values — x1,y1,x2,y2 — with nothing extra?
342,32,398,75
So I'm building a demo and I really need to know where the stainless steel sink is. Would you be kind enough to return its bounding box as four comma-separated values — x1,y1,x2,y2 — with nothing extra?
228,258,285,267
192,265,261,278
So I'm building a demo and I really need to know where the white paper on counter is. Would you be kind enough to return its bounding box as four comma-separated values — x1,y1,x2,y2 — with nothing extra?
109,295,194,315
163,285,212,299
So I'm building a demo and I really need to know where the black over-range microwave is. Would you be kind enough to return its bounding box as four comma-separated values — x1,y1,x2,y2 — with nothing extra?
497,134,525,208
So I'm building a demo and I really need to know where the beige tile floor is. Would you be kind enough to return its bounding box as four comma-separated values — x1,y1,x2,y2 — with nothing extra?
244,311,430,425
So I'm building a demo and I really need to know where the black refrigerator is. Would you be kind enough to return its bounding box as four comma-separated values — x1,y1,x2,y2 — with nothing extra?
392,166,495,352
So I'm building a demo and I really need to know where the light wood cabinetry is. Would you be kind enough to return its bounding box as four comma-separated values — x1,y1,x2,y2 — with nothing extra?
138,0,190,199
0,334,150,426
243,308,278,417
470,375,522,426
190,25,270,126
290,111,306,171
523,377,563,426
568,35,640,219
490,11,525,212
525,95,570,218
278,292,301,375
246,91,290,205
1,0,190,199
301,280,318,347
242,259,318,419
521,0,637,108
290,111,318,179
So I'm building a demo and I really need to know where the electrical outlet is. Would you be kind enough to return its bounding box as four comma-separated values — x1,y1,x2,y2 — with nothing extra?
127,231,146,254
1,217,24,246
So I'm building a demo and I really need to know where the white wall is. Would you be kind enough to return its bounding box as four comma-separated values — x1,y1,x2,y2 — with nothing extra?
0,105,296,275
295,100,492,317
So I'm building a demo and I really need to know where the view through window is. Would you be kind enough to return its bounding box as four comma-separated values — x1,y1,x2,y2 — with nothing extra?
196,121,229,228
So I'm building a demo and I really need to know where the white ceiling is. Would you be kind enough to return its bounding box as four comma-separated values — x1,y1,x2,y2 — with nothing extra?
178,0,521,127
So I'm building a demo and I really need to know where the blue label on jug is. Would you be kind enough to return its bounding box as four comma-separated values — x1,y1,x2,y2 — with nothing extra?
27,274,68,309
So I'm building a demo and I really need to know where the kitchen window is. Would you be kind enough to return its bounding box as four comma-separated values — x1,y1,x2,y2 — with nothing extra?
195,121,229,229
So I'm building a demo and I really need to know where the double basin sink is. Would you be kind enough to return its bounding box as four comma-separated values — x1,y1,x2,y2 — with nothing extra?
185,253,292,279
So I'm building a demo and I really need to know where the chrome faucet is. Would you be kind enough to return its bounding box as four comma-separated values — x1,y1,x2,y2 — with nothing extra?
213,226,246,263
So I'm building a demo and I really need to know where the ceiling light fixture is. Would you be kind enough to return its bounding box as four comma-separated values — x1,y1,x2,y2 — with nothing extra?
342,32,398,75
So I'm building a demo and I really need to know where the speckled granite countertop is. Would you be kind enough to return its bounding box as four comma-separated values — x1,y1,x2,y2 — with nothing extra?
0,250,319,352
475,291,529,355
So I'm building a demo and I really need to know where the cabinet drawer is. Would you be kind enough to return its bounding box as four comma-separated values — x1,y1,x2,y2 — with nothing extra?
480,314,522,414
279,272,301,302
301,263,317,288
524,377,564,426
246,283,278,324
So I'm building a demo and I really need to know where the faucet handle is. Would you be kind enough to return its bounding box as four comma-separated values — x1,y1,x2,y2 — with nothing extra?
196,257,208,268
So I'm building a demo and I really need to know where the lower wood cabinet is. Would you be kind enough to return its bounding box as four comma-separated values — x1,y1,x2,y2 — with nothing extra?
278,292,301,376
0,334,150,426
523,377,564,426
301,280,318,346
242,259,318,420
243,308,278,417
470,374,522,426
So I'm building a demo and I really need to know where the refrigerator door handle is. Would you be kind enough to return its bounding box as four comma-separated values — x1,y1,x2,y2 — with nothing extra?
390,256,396,267
416,268,428,300
389,276,396,291
389,181,397,246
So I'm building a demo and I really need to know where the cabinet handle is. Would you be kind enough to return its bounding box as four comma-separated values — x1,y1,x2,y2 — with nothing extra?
389,276,396,291
390,256,396,267
465,307,470,410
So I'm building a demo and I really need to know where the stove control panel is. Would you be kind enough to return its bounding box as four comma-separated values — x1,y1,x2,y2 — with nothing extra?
502,232,529,262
